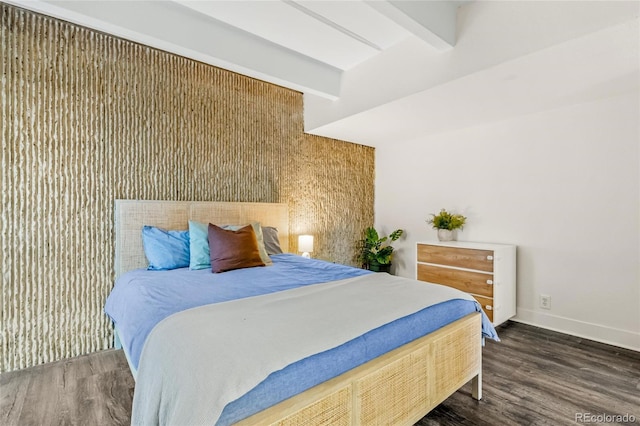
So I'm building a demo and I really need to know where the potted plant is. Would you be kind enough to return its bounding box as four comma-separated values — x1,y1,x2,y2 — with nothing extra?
426,209,467,241
359,227,404,273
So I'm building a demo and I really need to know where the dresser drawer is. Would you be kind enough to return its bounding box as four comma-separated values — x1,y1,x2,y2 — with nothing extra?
472,295,494,322
417,264,494,298
417,244,494,273
416,241,516,326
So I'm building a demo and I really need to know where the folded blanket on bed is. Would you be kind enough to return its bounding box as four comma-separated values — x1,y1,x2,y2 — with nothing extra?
131,272,482,426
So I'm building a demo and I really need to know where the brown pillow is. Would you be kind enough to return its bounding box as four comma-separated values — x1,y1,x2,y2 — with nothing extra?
208,223,265,273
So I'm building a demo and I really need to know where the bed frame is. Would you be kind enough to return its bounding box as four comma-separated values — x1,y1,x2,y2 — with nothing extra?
113,199,482,425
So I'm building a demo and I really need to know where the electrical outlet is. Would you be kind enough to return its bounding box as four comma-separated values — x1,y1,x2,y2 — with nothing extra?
540,294,551,310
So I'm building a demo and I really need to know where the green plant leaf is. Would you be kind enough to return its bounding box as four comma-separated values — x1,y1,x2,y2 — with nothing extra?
359,226,404,268
426,209,466,230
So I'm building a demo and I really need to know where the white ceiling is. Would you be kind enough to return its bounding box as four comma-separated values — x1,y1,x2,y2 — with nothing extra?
305,2,639,146
176,0,411,70
8,0,465,100
7,0,640,148
307,16,640,146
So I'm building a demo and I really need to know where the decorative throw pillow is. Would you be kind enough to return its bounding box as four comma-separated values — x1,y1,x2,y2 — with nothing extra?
190,220,272,269
208,224,265,273
261,226,283,255
141,225,190,271
223,223,273,266
188,220,211,270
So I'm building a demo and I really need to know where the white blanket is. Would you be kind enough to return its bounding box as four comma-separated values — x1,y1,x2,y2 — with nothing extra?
131,272,476,425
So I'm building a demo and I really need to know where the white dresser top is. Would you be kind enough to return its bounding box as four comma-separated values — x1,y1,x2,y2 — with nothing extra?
417,240,516,251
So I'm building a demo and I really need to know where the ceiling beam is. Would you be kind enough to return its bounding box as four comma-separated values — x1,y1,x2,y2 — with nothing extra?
365,0,458,51
6,0,342,100
283,0,383,51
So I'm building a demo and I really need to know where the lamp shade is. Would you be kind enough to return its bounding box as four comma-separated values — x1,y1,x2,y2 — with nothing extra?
298,235,314,253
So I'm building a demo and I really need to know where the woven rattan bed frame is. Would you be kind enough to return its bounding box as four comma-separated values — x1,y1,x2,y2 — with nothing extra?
113,199,482,425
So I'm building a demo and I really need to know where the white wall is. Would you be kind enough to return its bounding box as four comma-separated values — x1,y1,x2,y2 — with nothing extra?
375,93,640,350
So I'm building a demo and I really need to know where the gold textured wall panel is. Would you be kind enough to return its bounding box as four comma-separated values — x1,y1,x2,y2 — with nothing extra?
0,4,374,372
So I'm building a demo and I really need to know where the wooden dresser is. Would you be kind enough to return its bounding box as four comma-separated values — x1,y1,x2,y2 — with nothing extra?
416,241,516,326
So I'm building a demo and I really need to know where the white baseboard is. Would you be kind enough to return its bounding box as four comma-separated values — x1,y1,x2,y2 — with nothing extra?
513,308,640,352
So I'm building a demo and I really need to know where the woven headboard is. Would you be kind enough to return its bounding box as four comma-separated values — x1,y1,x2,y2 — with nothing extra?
114,200,289,278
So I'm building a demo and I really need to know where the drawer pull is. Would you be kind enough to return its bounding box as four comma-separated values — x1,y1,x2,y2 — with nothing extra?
485,305,493,311
486,279,493,285
486,255,494,261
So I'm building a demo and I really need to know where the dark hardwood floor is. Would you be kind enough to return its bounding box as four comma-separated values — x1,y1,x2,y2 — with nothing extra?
420,322,640,425
1,349,134,426
1,321,639,425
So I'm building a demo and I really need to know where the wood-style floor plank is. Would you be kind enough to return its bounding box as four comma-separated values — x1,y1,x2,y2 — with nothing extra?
0,349,134,426
1,321,638,425
419,321,640,426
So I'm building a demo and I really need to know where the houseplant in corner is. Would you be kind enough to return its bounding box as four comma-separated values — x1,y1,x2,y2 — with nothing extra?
360,227,404,273
427,209,467,241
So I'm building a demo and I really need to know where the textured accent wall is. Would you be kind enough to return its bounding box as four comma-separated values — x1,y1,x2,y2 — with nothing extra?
0,4,374,372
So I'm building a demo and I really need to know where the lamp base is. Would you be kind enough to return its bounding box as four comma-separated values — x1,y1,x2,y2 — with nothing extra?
302,252,311,259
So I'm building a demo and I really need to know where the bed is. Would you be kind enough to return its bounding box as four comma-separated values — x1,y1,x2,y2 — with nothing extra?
107,200,498,425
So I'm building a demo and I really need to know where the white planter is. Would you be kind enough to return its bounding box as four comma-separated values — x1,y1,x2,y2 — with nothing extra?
437,229,454,241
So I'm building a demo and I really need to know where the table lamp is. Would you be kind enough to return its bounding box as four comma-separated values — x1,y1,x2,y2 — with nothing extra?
298,235,314,259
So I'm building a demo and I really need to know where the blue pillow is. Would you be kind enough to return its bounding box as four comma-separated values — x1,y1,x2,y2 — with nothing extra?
189,221,210,270
141,226,190,271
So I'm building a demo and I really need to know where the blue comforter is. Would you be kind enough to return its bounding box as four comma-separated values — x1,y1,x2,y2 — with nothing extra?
105,254,498,425
105,254,373,369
